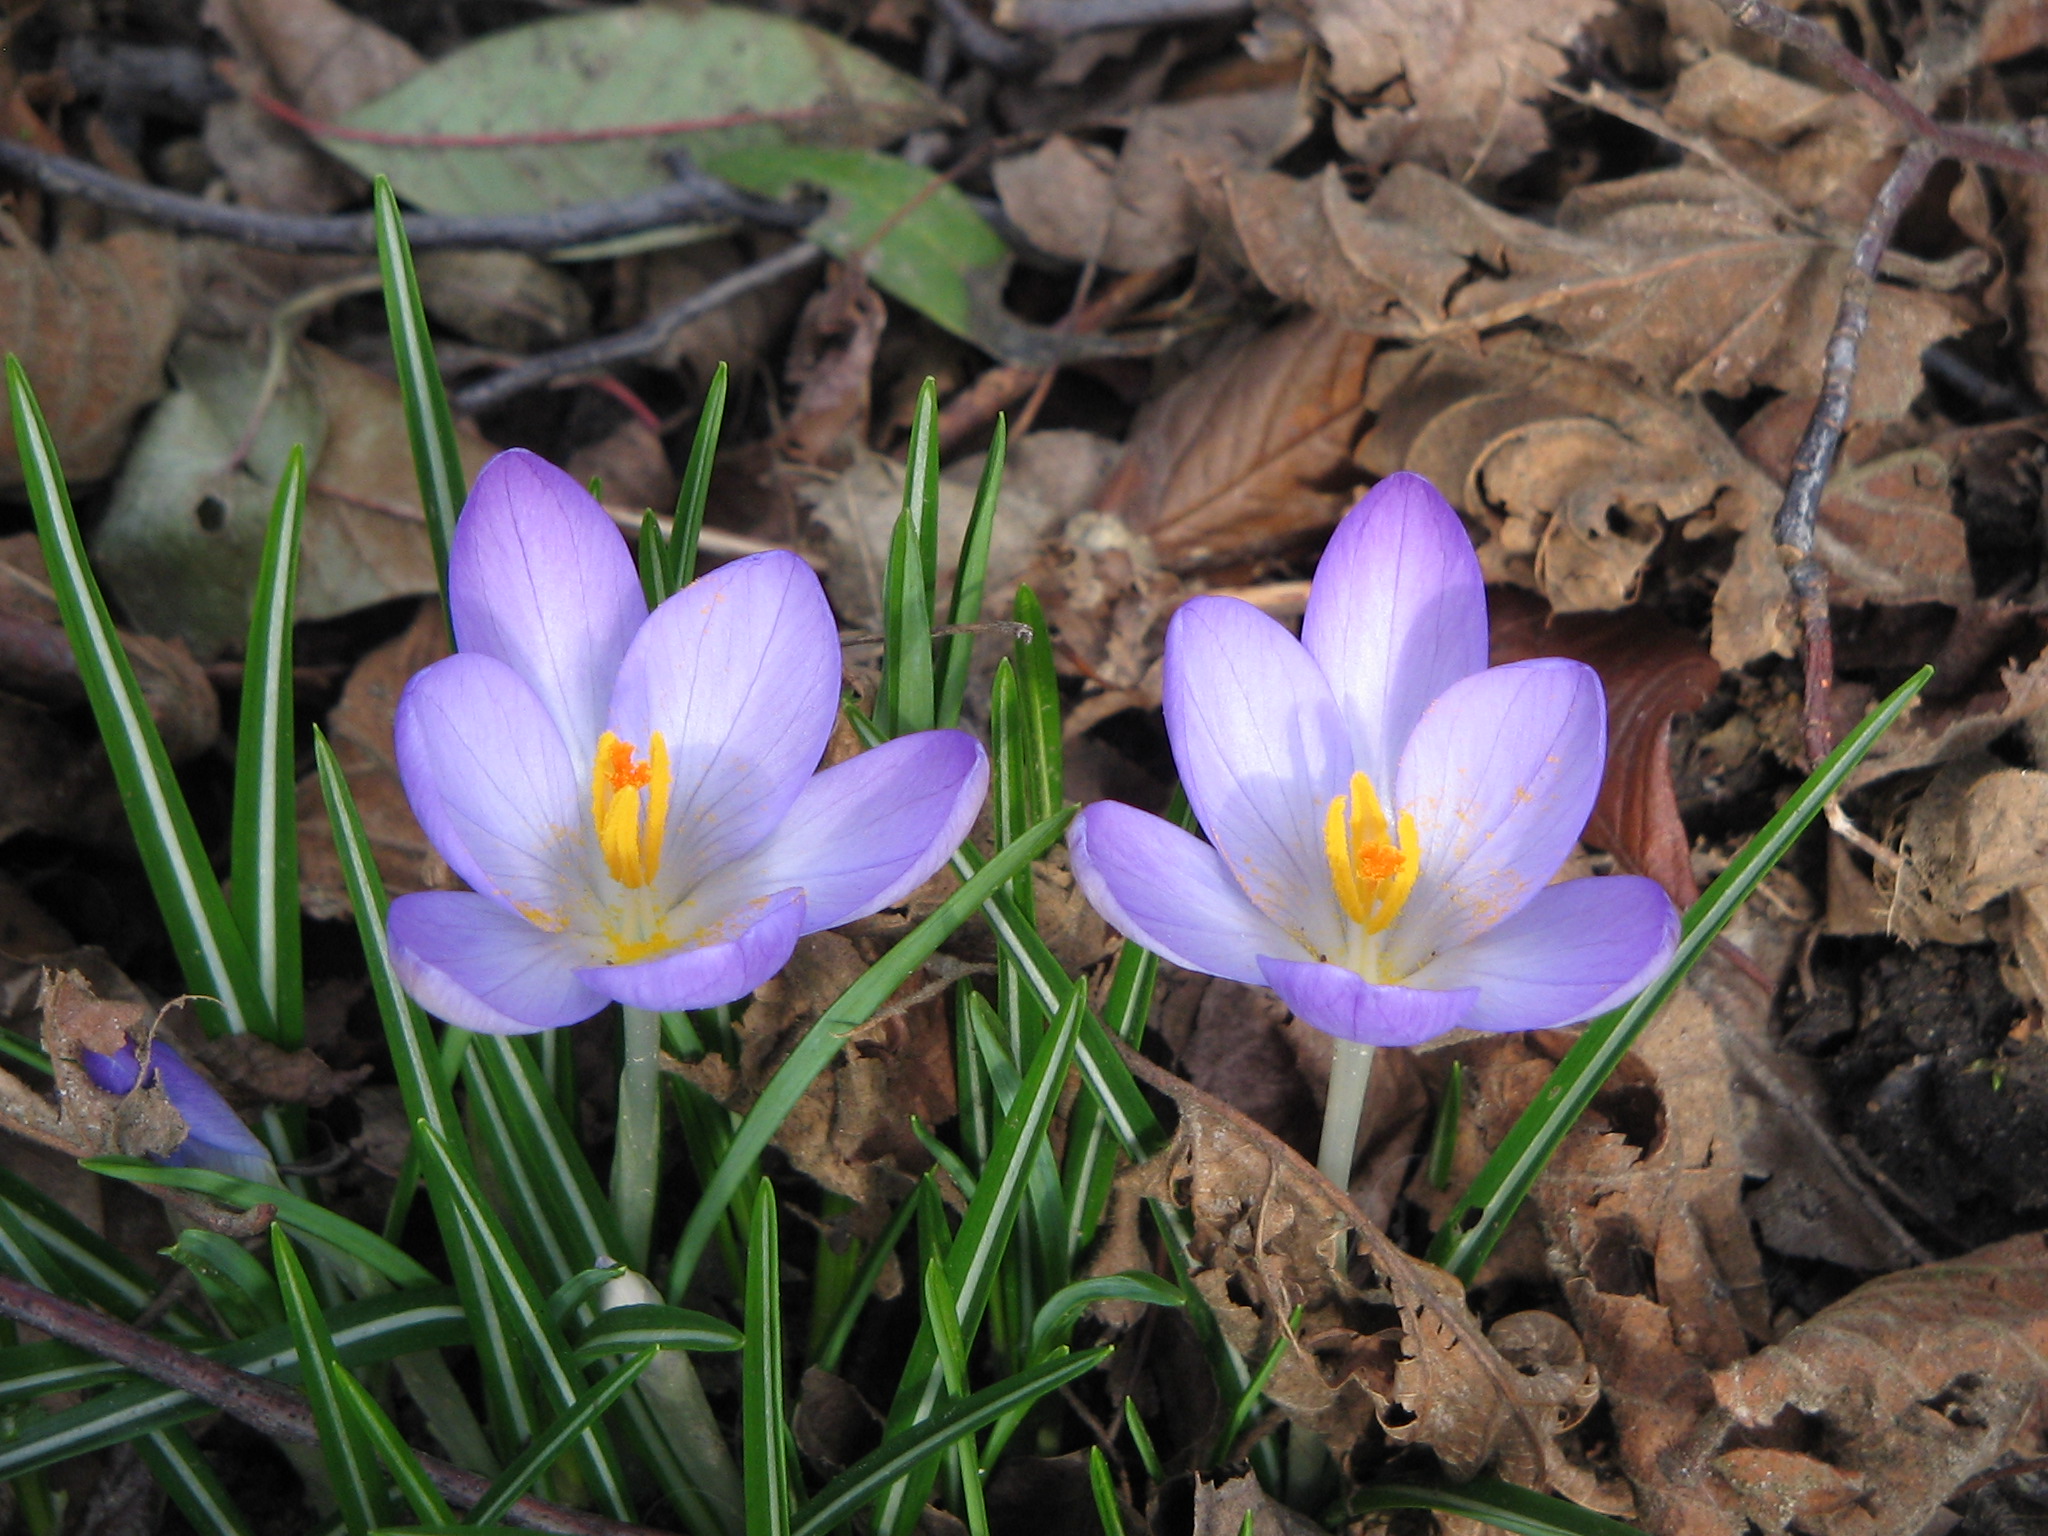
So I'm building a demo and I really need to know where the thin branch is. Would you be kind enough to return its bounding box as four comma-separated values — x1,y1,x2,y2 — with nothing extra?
993,0,1247,36
1772,139,1938,763
452,241,825,414
0,1272,678,1536
929,0,1044,74
0,140,810,254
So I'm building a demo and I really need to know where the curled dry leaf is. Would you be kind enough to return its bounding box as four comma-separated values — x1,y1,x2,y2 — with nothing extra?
0,229,181,489
1118,1046,1594,1489
1098,317,1377,569
1192,1474,1326,1536
1308,0,1614,181
0,971,185,1170
1702,1233,2048,1536
1839,653,2048,790
294,601,452,920
1357,337,1775,615
1490,587,1722,907
1226,162,1966,422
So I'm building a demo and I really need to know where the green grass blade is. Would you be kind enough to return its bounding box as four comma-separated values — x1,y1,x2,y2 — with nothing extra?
1009,586,1061,822
789,1348,1110,1536
7,356,270,1041
908,379,942,620
667,806,1075,1300
639,511,673,609
85,1160,433,1288
230,446,308,1047
1087,1447,1123,1536
328,1367,454,1526
136,1431,259,1536
670,361,728,590
0,1167,197,1328
1350,1479,1645,1536
465,1350,657,1529
1215,1309,1294,1459
570,1303,741,1362
875,497,935,738
813,1187,920,1375
373,177,465,612
744,1180,792,1536
546,1264,626,1331
1121,1399,1161,1483
920,1260,988,1536
936,415,1005,729
164,1228,283,1336
1428,665,1933,1282
274,1228,390,1535
1061,936,1159,1258
1427,1060,1464,1191
1027,1274,1182,1360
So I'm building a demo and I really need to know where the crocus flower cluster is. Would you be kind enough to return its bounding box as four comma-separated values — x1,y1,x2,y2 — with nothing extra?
388,450,988,1035
1069,473,1679,1048
81,1038,276,1184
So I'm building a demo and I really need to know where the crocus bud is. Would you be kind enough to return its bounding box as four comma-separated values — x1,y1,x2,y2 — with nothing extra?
82,1038,277,1185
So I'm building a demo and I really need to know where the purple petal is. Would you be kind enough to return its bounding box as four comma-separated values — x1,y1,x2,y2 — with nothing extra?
696,731,989,933
1164,596,1352,957
390,890,609,1035
82,1041,275,1182
1302,473,1487,789
1069,801,1302,985
1408,875,1679,1032
1258,958,1478,1046
449,450,645,767
82,1043,140,1095
579,887,805,1012
1388,658,1607,964
606,552,842,897
394,654,591,924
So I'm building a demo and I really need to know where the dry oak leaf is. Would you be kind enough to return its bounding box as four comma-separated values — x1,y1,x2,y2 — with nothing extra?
1098,317,1377,570
1309,0,1614,181
1490,587,1722,907
1356,337,1775,614
0,228,180,489
1706,1233,2048,1536
1226,163,1966,422
294,601,451,920
1118,1045,1591,1487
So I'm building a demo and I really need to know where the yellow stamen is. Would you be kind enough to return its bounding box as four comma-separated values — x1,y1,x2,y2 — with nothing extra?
1322,773,1423,934
588,730,673,888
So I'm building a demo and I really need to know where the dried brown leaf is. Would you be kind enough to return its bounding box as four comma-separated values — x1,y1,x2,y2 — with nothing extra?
189,1034,371,1110
1706,1233,2048,1536
1099,318,1377,570
1490,588,1722,906
0,230,180,489
294,601,451,920
1192,1474,1325,1536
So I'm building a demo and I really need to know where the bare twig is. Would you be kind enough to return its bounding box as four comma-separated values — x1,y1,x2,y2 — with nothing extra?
452,241,825,414
994,0,1248,35
0,1272,679,1536
1773,139,1938,763
0,139,809,254
930,0,1044,74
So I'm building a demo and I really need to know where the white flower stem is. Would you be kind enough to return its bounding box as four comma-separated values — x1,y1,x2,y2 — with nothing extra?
1316,1038,1376,1193
613,1005,663,1270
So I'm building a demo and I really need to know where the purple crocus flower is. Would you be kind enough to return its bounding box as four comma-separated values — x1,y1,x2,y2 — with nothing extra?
1068,473,1680,1050
82,1039,277,1184
387,450,988,1035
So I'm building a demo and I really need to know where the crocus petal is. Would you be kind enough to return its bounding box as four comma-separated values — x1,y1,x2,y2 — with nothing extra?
1302,473,1488,790
390,890,609,1035
1258,958,1478,1046
579,887,805,1012
1406,875,1679,1033
606,552,842,898
1069,801,1302,986
694,731,988,933
1164,596,1352,957
448,450,645,767
1388,657,1607,965
83,1042,276,1183
394,653,591,924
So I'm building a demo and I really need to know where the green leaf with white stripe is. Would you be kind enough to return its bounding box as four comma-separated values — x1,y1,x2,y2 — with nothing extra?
274,1227,391,1535
743,1181,792,1536
135,1431,259,1536
464,1350,658,1529
229,446,307,1046
569,1304,741,1363
328,1366,454,1526
5,355,270,1042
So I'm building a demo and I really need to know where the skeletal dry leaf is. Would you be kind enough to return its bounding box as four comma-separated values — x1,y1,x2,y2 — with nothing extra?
0,229,181,489
1356,337,1774,614
1706,1233,2048,1536
294,601,451,920
1309,0,1614,180
1490,588,1722,906
1099,317,1377,569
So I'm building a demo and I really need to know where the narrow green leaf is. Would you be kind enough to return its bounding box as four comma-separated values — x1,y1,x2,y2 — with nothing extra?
569,1303,742,1362
874,390,939,739
1216,1308,1295,1459
163,1228,283,1335
639,510,673,609
1009,585,1061,823
6,356,270,1041
464,1350,657,1529
920,1260,988,1536
1027,1274,1182,1361
328,1367,454,1526
136,1431,259,1536
546,1263,627,1332
936,414,1005,729
1061,934,1159,1259
1427,1060,1464,1191
1087,1447,1124,1536
789,1348,1109,1536
670,362,728,590
373,178,465,613
1121,1399,1161,1483
0,1167,195,1328
813,1187,920,1375
1351,1479,1646,1536
744,1181,791,1536
274,1228,390,1535
229,446,307,1047
667,806,1074,1300
1429,666,1933,1282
